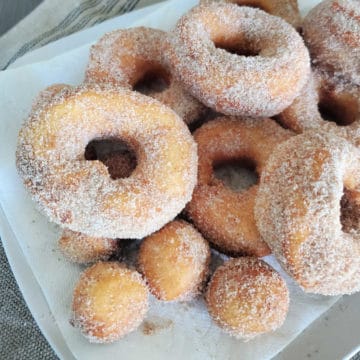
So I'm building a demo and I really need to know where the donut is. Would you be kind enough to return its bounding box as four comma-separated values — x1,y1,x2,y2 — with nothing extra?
276,71,323,133
277,69,360,145
168,3,310,117
31,84,72,111
200,0,301,29
58,229,119,263
85,27,206,124
303,0,360,85
186,117,292,257
206,257,289,339
138,220,210,301
16,85,198,239
255,131,360,295
71,262,149,343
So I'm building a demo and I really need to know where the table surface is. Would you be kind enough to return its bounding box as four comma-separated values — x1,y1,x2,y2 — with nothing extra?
0,1,359,360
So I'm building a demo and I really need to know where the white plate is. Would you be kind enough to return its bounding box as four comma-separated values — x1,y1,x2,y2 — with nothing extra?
1,1,359,359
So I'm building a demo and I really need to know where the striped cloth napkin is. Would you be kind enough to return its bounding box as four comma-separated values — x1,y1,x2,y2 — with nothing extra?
0,0,161,70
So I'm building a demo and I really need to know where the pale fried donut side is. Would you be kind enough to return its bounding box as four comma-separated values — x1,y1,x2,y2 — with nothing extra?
71,262,148,343
206,258,289,340
200,0,302,29
303,0,360,85
16,85,198,238
85,27,206,124
58,229,119,264
255,131,360,295
186,117,292,257
138,220,210,301
168,3,310,117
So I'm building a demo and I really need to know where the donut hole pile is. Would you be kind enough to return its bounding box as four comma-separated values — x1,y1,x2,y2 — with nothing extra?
213,158,259,192
15,0,360,347
84,138,137,179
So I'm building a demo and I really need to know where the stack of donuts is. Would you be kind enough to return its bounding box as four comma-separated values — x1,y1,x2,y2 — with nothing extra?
16,0,360,345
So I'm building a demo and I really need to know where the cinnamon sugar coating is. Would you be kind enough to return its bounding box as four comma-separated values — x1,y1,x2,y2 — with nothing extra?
16,85,198,238
186,117,292,257
255,131,360,295
138,220,210,301
206,258,289,340
58,229,119,264
303,0,360,85
85,27,206,124
200,0,302,29
71,262,149,343
168,3,310,117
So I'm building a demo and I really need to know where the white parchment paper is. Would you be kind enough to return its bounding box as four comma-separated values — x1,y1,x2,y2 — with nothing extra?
0,0,341,359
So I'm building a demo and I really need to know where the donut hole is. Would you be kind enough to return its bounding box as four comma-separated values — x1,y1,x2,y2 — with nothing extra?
213,158,258,192
133,67,170,95
214,38,261,57
318,95,357,126
85,138,137,179
340,188,360,233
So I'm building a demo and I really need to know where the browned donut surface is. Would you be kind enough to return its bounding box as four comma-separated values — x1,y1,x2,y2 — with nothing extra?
186,117,292,257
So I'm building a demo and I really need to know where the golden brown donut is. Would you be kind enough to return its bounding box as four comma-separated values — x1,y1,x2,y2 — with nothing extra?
71,262,148,343
16,85,197,239
303,0,360,85
58,229,119,263
255,131,360,295
186,117,292,257
206,257,289,340
277,69,360,146
138,220,210,301
200,0,301,29
168,3,310,117
85,27,206,124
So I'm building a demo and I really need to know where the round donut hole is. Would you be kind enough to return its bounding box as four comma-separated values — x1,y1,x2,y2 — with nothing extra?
340,188,360,234
133,68,170,95
84,138,137,180
318,96,357,127
213,158,258,192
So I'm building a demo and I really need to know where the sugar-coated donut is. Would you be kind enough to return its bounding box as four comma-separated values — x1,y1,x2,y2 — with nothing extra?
303,0,360,85
85,27,206,124
206,257,289,340
276,71,323,133
255,131,360,295
16,85,197,239
168,3,310,117
186,117,292,257
58,229,119,263
277,69,360,146
200,0,301,29
71,262,148,343
138,220,210,301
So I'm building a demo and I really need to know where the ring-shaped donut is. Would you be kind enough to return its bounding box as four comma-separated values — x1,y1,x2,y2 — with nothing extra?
85,27,206,124
186,117,292,257
16,85,197,239
255,131,360,295
168,3,310,117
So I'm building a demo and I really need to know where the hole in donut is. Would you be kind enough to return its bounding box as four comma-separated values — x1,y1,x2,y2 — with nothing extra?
340,188,360,234
85,138,137,180
214,40,260,57
231,1,267,11
213,158,258,192
133,68,170,95
318,95,357,127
